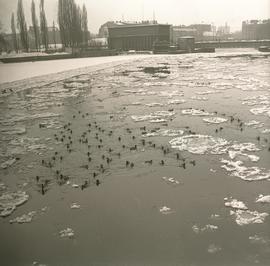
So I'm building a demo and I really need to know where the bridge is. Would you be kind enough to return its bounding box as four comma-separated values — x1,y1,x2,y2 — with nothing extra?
195,40,270,49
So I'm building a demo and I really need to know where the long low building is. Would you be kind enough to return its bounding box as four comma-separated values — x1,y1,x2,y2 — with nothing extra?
108,23,171,51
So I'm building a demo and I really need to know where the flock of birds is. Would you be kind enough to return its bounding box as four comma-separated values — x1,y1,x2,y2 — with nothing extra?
35,101,270,195
35,109,201,195
32,66,270,195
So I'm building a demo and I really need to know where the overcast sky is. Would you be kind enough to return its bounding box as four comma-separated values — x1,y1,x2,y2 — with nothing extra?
0,0,269,33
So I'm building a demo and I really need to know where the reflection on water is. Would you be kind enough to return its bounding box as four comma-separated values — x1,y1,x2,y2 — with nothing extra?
0,49,270,265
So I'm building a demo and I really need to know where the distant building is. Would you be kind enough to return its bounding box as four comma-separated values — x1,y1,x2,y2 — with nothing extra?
190,24,211,39
171,24,212,43
171,26,197,43
242,19,270,40
108,22,171,51
98,21,119,38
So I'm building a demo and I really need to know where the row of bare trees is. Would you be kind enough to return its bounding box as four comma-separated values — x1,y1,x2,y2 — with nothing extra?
10,0,89,53
58,0,89,48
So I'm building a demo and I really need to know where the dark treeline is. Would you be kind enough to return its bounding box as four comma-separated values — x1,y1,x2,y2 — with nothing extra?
58,0,89,48
8,0,89,53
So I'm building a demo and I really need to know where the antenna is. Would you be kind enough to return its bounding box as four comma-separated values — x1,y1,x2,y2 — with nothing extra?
153,10,156,23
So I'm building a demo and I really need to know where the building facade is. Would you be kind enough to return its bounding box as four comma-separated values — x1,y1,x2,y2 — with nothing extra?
108,23,171,51
242,19,270,40
171,24,212,43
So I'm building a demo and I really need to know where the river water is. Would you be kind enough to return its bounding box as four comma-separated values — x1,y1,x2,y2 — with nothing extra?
0,49,270,266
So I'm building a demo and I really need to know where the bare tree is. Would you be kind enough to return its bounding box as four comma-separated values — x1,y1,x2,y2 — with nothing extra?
58,0,88,48
31,0,40,51
82,4,89,47
17,0,29,51
11,13,18,52
40,0,49,50
52,20,57,49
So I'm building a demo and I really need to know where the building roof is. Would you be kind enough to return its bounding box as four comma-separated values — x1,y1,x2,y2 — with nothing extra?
108,23,171,29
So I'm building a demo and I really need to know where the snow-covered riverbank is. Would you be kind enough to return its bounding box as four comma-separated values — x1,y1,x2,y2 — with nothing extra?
0,54,150,84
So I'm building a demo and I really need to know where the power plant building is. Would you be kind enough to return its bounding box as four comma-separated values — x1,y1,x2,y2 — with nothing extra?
242,19,270,40
108,22,171,51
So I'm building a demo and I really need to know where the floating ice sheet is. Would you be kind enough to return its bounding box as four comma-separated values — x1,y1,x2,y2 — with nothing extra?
131,111,175,122
59,228,75,238
250,106,270,117
224,198,248,210
221,159,270,181
192,224,218,234
0,112,60,124
230,142,260,153
9,211,36,224
169,135,229,155
256,195,270,203
162,177,180,185
195,90,220,95
167,99,186,105
261,129,270,134
0,191,29,217
143,129,184,137
228,150,260,162
159,206,174,215
182,108,213,116
70,203,81,209
203,117,228,124
191,96,209,101
230,209,268,226
145,103,164,107
0,127,26,135
244,120,264,129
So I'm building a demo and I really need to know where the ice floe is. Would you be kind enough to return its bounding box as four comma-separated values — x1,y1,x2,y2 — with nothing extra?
143,129,184,137
220,159,270,181
230,209,268,226
9,137,48,154
244,120,264,129
145,103,164,107
159,206,174,215
224,198,248,210
195,90,220,95
192,224,218,234
9,211,36,224
256,195,270,203
131,111,175,122
0,127,26,135
261,129,270,134
203,117,228,124
191,96,209,101
230,142,260,153
162,177,180,185
182,108,213,116
159,90,184,98
0,191,29,217
169,135,229,155
59,228,75,238
167,99,186,105
70,203,81,209
0,112,60,124
250,106,270,117
242,95,270,106
228,150,260,162
130,102,142,106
